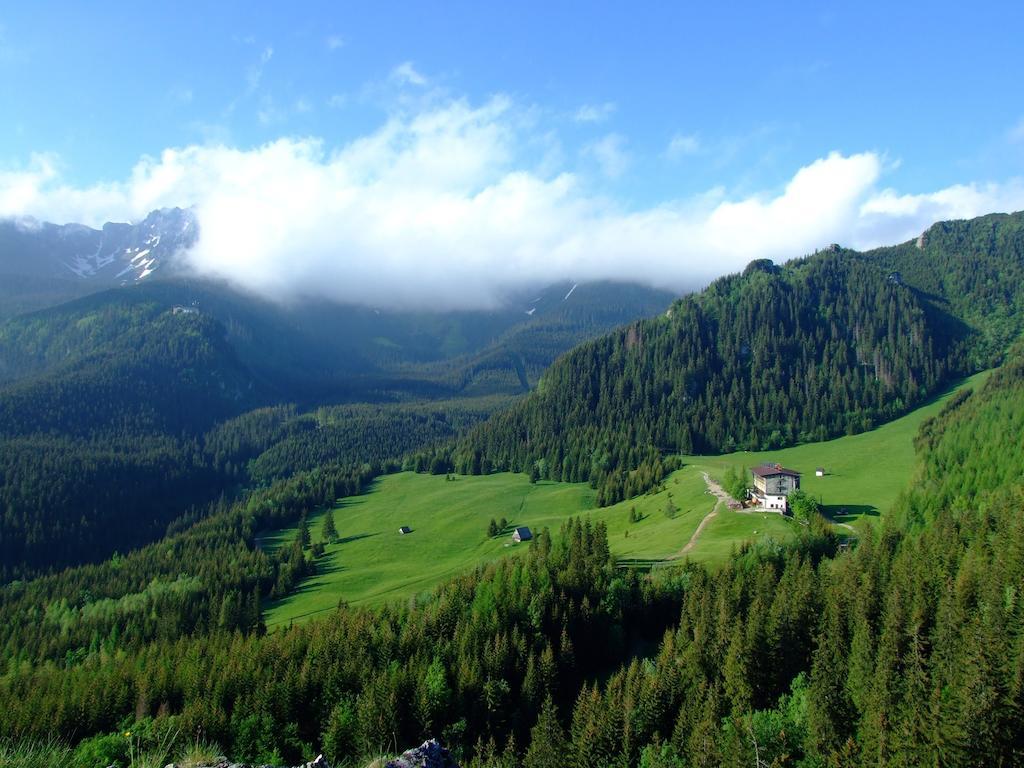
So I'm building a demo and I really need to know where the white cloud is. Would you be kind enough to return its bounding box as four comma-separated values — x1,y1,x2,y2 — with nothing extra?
326,35,345,51
666,133,700,159
856,180,1024,244
2,97,1024,311
584,133,630,178
327,93,347,109
391,61,427,87
574,102,616,123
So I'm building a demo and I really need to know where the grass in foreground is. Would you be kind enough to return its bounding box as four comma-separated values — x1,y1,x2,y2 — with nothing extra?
0,734,221,768
0,739,72,768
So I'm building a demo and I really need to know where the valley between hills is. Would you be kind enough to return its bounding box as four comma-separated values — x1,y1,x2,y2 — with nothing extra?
5,6,1024,765
1,210,1023,768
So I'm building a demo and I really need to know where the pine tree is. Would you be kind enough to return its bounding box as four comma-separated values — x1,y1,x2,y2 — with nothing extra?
218,591,240,631
525,696,566,768
322,698,358,766
806,597,853,759
664,498,677,520
321,508,338,543
417,657,452,735
891,630,935,765
723,620,752,715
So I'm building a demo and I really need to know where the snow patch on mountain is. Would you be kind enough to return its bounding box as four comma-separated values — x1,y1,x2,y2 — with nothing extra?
1,207,198,287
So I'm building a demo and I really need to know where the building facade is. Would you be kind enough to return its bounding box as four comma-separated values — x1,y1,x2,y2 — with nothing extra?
750,464,801,513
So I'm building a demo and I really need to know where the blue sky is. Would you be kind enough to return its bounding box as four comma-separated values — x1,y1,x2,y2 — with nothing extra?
1,1,1023,307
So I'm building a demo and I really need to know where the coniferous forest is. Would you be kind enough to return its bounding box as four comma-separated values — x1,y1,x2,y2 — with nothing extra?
1,340,1022,766
453,213,1024,505
0,211,1023,767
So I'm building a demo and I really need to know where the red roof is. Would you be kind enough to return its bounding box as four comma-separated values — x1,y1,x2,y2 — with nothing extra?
751,463,801,478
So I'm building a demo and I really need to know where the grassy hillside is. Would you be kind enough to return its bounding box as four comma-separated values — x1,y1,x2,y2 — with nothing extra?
263,371,987,625
261,471,781,625
262,467,802,626
686,369,990,529
261,472,594,625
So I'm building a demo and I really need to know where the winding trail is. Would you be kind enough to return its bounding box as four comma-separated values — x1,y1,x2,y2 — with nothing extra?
668,470,855,562
670,472,733,558
824,515,857,534
702,471,735,506
678,500,721,556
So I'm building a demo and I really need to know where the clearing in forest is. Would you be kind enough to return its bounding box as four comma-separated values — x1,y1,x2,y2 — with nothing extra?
262,371,987,625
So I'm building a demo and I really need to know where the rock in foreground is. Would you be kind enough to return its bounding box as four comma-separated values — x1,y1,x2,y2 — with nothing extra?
160,741,460,768
384,740,459,768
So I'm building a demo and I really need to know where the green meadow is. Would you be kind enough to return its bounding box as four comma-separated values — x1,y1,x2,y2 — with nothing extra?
684,370,990,530
262,467,727,626
262,371,987,626
261,473,594,626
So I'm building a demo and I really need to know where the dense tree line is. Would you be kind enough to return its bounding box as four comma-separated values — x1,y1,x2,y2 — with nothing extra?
244,399,507,484
0,461,379,666
0,305,258,580
0,434,221,581
455,255,958,503
901,343,1024,526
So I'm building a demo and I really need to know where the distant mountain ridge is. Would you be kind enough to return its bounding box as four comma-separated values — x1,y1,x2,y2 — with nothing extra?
0,207,196,317
0,276,677,396
0,207,195,282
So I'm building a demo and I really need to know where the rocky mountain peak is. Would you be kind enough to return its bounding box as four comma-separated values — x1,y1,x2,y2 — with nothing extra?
0,206,198,286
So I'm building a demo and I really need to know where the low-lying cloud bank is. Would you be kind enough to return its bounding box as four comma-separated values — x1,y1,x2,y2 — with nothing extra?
3,97,1024,309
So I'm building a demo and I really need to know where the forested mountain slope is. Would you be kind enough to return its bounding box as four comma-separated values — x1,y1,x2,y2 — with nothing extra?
0,276,671,581
0,302,257,580
0,277,675,397
3,324,1022,768
454,212,1024,504
871,212,1024,366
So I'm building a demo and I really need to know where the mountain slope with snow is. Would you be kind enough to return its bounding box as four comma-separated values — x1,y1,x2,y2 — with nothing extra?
0,208,196,317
